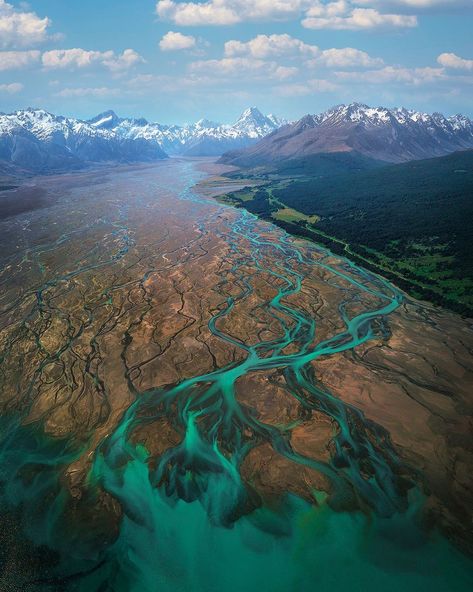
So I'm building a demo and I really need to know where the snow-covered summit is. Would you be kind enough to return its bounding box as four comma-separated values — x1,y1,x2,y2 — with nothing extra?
233,107,287,138
220,103,473,166
0,106,287,172
316,102,473,136
85,106,287,156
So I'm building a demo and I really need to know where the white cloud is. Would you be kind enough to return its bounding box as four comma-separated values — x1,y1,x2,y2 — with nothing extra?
156,0,421,29
41,48,144,72
0,0,51,48
42,49,111,69
0,49,40,70
160,31,197,51
315,47,384,67
368,0,469,7
0,48,143,73
106,49,144,72
55,86,119,98
156,0,239,25
183,32,389,98
437,52,473,71
273,65,300,80
189,56,298,80
224,34,319,59
302,2,417,29
224,35,382,69
335,65,445,83
0,81,23,93
276,78,338,96
156,0,312,26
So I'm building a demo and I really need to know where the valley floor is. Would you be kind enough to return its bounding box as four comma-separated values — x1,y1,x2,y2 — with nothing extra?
213,150,473,317
0,159,472,591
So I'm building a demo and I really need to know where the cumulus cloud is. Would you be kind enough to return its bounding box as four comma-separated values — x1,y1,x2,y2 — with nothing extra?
223,35,383,69
303,3,417,29
0,49,40,70
189,57,298,80
42,48,112,69
160,31,197,51
368,0,469,7
437,52,473,71
156,0,421,29
276,78,338,96
157,0,239,25
41,48,144,72
0,0,51,48
0,48,143,73
224,34,319,59
184,32,389,97
335,65,445,83
156,0,312,26
0,81,23,93
106,49,145,72
316,47,384,67
55,86,119,98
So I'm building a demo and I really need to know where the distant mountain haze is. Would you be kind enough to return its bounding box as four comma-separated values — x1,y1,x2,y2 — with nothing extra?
219,103,473,167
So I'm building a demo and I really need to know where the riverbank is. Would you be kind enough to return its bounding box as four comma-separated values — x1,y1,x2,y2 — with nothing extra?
208,157,473,318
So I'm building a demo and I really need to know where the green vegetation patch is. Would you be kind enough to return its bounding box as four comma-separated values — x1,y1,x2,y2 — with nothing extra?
272,207,320,224
221,150,473,316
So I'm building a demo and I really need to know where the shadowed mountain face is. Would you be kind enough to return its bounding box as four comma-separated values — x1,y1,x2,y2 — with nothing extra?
219,103,473,167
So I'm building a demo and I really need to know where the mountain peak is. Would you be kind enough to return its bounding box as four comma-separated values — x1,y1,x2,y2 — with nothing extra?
220,102,473,167
233,107,282,136
195,118,219,129
236,107,267,125
240,106,263,118
0,106,288,164
17,107,59,120
88,110,121,129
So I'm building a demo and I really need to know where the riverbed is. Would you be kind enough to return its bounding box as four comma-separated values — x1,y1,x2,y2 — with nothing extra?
0,158,472,591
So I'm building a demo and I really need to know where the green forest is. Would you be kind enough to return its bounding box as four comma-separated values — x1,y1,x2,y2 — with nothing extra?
221,150,473,316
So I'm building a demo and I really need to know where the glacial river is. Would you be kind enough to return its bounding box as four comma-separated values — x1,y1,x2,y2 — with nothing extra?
0,159,471,591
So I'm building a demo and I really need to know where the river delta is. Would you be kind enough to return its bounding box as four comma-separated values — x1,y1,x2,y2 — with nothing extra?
0,159,472,591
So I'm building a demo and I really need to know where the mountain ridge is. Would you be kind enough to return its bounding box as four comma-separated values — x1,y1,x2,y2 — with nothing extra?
219,102,473,167
0,107,286,174
91,106,286,157
3,103,473,176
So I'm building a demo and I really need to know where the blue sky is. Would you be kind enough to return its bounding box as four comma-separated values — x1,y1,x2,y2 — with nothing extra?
0,0,472,123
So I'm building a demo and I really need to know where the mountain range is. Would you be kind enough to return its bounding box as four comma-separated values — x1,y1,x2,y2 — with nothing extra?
220,103,473,167
0,107,285,175
2,103,473,177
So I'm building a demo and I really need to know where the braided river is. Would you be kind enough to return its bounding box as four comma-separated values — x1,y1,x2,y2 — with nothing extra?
0,158,472,591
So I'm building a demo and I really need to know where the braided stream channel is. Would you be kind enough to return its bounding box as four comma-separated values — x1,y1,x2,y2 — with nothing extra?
0,159,472,591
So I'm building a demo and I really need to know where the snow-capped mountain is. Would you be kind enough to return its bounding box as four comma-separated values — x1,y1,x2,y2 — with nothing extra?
5,103,470,174
0,107,286,174
0,108,168,174
220,103,473,166
88,106,286,157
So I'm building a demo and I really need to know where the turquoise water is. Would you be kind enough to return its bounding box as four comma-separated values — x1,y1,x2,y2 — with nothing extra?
0,160,472,591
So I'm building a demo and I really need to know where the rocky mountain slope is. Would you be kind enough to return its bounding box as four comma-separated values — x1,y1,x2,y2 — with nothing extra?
220,103,473,167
